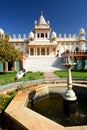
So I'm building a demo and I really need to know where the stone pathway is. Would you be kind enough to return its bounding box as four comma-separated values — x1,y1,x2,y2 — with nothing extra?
0,72,87,94
0,72,60,93
44,72,59,80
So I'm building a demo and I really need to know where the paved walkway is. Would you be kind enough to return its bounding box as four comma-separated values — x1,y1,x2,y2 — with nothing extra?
44,72,59,80
0,72,87,93
0,72,60,93
0,73,49,91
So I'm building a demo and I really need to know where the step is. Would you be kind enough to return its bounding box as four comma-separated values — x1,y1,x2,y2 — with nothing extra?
23,56,64,72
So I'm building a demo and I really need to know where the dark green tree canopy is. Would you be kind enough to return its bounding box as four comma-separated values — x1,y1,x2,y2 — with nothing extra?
0,35,22,63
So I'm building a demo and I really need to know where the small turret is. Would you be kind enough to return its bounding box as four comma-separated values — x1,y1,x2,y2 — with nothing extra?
79,28,86,40
0,28,4,38
29,31,34,41
23,34,26,39
51,31,57,40
18,34,21,39
47,21,50,26
79,28,86,36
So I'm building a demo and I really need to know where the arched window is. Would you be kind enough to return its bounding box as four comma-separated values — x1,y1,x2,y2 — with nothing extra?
30,48,34,55
45,33,47,38
37,48,40,55
41,48,45,55
52,47,56,55
47,48,49,55
41,33,44,38
37,33,39,38
53,48,56,52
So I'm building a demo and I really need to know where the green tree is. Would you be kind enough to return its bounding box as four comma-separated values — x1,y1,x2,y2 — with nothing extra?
5,33,10,40
0,35,21,63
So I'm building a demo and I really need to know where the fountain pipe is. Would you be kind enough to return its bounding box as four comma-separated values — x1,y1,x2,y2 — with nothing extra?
67,67,72,89
63,55,77,101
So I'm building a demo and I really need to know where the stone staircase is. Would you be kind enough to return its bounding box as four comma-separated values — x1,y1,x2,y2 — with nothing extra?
23,56,65,72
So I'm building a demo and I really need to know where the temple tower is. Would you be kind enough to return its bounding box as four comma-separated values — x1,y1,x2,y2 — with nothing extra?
33,12,52,39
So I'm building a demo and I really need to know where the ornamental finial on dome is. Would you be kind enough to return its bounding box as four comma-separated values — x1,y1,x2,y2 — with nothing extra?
41,11,43,16
47,21,50,24
35,20,37,25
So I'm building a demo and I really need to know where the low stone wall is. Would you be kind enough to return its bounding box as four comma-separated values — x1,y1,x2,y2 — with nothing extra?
5,83,87,130
28,85,66,105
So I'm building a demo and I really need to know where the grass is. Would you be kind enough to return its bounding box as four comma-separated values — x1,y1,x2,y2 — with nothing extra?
54,70,68,78
71,71,87,79
0,72,16,84
0,70,87,84
54,70,87,79
0,71,44,84
18,71,44,81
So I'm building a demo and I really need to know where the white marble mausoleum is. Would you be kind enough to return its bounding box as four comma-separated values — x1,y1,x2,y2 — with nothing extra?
0,13,87,72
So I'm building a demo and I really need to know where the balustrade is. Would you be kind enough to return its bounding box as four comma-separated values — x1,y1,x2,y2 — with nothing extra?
61,50,87,58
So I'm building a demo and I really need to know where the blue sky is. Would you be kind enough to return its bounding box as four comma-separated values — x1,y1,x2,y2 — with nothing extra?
0,0,87,38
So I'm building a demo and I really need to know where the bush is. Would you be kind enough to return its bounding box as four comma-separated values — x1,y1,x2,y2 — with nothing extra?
7,90,17,97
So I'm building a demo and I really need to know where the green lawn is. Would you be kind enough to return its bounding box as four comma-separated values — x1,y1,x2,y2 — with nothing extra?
0,73,16,84
0,70,87,85
0,71,44,84
54,70,87,79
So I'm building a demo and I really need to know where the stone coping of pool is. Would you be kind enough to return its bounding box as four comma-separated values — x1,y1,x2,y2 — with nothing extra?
5,83,87,130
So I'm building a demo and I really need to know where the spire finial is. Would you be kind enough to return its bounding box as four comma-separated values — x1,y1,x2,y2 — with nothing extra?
41,11,43,15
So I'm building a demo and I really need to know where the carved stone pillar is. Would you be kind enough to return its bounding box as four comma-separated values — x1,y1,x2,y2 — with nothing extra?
45,47,47,55
35,48,37,55
40,48,41,55
29,47,30,55
34,48,36,55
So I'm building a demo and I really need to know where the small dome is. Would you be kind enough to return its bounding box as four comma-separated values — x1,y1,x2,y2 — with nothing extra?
79,28,86,36
29,31,34,39
51,31,57,39
0,28,4,36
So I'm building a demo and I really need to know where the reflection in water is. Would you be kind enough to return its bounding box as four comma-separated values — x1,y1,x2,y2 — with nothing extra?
29,94,87,127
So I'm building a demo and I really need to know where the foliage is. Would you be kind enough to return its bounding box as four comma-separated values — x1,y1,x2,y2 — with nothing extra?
0,91,17,130
5,34,10,40
0,94,13,113
0,36,21,63
17,85,24,90
7,90,17,97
